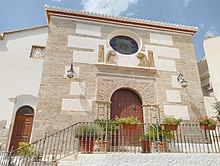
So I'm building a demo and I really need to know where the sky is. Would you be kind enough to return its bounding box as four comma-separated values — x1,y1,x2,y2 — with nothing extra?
0,0,219,62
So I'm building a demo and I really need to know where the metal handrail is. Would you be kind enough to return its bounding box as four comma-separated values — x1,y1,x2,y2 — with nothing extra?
0,122,220,166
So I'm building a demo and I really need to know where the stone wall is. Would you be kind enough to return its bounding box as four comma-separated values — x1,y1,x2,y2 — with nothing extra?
58,153,220,166
0,120,9,150
32,15,205,141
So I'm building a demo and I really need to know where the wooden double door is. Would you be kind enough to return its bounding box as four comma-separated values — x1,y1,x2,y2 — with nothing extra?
110,89,144,144
9,106,34,150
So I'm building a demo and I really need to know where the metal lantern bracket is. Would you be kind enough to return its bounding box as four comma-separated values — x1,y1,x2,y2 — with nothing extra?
67,61,74,78
177,72,188,88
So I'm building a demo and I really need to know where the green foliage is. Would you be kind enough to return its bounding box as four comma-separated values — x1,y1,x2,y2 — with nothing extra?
199,116,218,127
163,118,182,125
17,142,41,161
140,125,174,141
15,142,42,162
94,119,118,134
139,134,153,141
75,124,104,138
17,142,34,158
115,116,142,125
213,98,220,121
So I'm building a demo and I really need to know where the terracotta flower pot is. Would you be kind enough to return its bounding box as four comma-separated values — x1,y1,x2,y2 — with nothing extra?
98,138,111,152
121,124,137,130
140,140,151,153
200,124,216,130
162,124,178,131
79,137,95,154
154,141,167,152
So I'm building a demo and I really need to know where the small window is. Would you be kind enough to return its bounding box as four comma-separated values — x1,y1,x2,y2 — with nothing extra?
17,106,34,115
30,46,45,59
110,36,138,55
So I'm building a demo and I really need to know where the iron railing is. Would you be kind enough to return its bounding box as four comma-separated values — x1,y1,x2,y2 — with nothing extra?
0,122,220,166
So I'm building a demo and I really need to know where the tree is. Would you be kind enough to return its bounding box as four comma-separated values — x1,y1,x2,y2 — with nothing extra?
212,98,220,122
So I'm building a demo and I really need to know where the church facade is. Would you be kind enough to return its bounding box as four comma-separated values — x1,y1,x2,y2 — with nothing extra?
0,5,206,150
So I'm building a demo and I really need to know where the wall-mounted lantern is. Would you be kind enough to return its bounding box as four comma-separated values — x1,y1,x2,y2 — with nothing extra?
177,72,188,88
67,60,74,78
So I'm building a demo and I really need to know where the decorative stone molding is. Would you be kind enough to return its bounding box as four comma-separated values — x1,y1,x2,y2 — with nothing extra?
142,104,160,124
45,5,198,33
96,100,111,119
136,50,155,67
96,75,157,106
136,52,148,67
148,50,155,67
106,50,117,65
30,46,45,59
98,45,104,63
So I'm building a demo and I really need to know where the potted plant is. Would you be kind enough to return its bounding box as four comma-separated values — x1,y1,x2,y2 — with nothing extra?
143,125,174,152
115,116,142,130
75,123,104,154
162,118,182,130
198,116,218,130
94,119,117,151
139,134,152,153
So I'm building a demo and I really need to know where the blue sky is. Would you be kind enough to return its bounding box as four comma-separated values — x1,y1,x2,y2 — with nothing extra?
0,0,219,61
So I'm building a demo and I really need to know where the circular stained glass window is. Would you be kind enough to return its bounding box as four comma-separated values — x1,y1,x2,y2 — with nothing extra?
110,36,138,55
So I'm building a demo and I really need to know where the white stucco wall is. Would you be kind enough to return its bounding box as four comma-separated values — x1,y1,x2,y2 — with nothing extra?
58,153,220,166
0,27,48,127
204,96,216,117
204,36,220,100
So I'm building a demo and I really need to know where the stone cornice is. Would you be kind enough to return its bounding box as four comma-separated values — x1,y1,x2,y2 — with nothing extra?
0,25,48,40
45,5,198,35
96,63,157,76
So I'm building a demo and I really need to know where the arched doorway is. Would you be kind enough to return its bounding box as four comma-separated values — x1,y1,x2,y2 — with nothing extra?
111,89,143,121
9,106,34,150
110,89,144,144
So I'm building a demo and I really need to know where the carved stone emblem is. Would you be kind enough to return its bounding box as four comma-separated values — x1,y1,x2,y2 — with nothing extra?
136,50,155,67
148,50,155,67
137,52,148,67
106,50,117,64
30,46,45,59
98,45,104,63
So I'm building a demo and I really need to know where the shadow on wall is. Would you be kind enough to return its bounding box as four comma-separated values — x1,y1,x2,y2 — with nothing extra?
190,102,204,120
0,40,8,52
80,98,91,111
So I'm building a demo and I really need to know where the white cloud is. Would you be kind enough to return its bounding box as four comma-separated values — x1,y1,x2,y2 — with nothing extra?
126,12,134,16
126,9,137,17
205,25,218,37
199,23,204,29
79,0,138,16
184,0,192,7
51,0,63,2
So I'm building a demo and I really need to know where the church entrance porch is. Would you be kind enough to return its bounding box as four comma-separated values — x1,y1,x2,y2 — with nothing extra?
110,89,144,145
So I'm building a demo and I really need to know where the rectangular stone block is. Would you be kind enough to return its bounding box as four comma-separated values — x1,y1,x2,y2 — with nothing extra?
150,33,173,45
73,51,97,64
68,36,105,48
171,75,181,88
155,58,176,72
76,23,101,37
145,44,180,59
70,82,86,96
166,90,181,102
163,105,189,120
61,99,92,111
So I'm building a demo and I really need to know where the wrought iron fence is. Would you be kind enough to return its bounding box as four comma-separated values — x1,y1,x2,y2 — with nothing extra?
0,122,220,166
